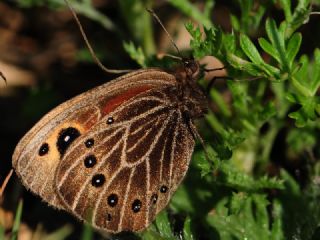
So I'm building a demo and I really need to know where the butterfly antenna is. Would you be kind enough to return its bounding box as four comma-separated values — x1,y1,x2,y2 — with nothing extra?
64,0,133,74
147,8,183,60
157,53,182,61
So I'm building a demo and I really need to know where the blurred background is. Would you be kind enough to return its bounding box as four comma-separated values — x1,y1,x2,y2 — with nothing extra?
1,0,320,239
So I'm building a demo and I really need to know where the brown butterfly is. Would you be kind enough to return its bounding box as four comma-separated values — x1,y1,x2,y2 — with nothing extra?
12,6,208,234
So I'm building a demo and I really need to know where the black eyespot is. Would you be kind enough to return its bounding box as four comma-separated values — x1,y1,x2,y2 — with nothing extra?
84,155,97,168
91,174,105,187
57,127,81,156
151,194,158,204
107,194,118,207
85,138,94,148
132,199,142,213
160,185,168,193
106,213,112,221
39,143,49,156
107,117,114,124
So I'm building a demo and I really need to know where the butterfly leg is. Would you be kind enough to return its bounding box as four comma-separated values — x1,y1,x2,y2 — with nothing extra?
206,76,232,94
183,114,211,163
0,71,7,84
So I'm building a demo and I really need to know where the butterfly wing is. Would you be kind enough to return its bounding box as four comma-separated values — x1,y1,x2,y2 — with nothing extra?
54,82,195,232
12,69,176,210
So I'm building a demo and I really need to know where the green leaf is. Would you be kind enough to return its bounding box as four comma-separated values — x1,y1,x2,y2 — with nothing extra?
185,23,224,59
278,170,320,239
118,0,155,55
286,128,316,154
286,1,311,37
286,32,302,68
0,226,4,240
310,48,320,94
43,225,73,240
223,33,236,54
183,217,195,240
232,0,266,34
207,193,285,240
270,200,285,240
279,0,292,21
81,223,93,240
155,211,175,239
123,41,147,67
168,0,213,28
265,19,289,71
11,200,23,240
293,51,320,96
227,54,263,76
209,88,232,117
230,14,240,31
55,0,116,30
288,96,320,127
195,151,212,177
288,48,320,126
258,37,280,62
212,154,283,191
239,34,280,78
240,34,264,65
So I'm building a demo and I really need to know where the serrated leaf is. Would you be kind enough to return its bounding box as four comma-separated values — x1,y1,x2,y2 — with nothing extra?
186,23,218,58
223,33,236,54
288,96,320,127
123,41,146,67
214,160,284,191
265,19,289,71
286,128,316,154
207,193,284,240
286,1,311,37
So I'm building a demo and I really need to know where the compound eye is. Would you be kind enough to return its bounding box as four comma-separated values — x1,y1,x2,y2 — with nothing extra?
184,60,192,68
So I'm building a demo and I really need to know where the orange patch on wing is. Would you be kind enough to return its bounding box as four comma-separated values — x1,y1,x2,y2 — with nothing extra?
77,109,99,130
102,86,152,115
84,113,99,130
44,122,85,166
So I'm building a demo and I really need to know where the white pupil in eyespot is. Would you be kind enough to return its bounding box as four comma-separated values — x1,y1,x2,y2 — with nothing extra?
64,135,71,142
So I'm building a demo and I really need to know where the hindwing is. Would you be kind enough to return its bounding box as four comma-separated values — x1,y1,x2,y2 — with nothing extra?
55,86,195,232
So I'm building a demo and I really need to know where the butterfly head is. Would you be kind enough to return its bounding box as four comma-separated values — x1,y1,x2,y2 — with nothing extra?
182,57,200,80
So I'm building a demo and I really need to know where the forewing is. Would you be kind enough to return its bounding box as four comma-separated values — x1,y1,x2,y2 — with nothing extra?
55,86,195,233
12,69,176,209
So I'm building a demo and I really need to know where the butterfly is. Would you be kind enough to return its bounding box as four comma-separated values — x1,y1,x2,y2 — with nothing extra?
12,6,209,234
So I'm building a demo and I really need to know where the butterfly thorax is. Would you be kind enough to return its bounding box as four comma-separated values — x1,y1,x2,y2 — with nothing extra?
171,58,208,119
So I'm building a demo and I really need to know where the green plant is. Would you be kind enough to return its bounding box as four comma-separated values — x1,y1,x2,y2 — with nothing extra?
5,0,320,239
